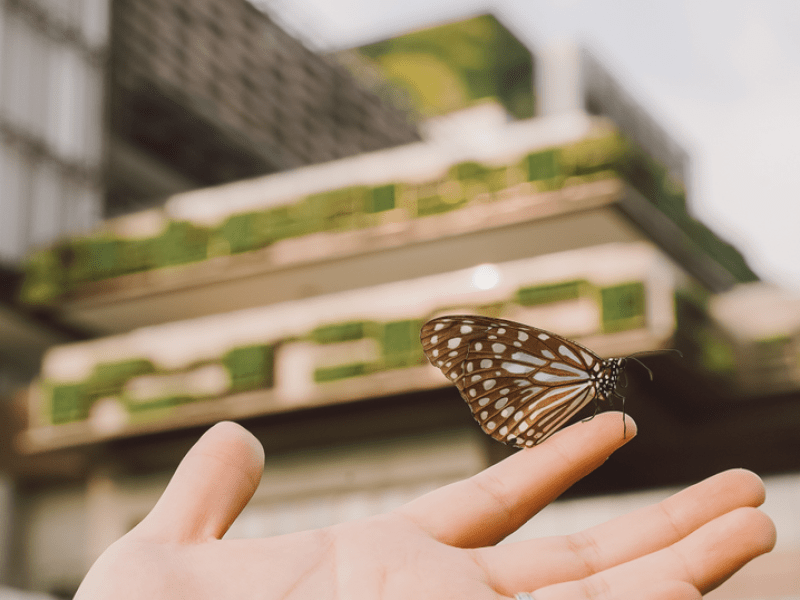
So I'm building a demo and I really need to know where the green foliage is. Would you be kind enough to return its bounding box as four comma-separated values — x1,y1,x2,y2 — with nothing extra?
126,395,190,413
18,127,758,308
517,280,588,306
600,282,646,333
357,14,534,118
150,221,209,267
526,149,560,181
263,204,305,242
19,249,65,306
307,186,369,232
310,318,425,381
559,134,627,177
314,362,370,383
416,179,468,216
87,359,157,402
115,237,156,274
310,321,375,344
450,162,508,193
49,383,89,424
223,344,274,392
381,319,425,368
218,212,273,254
368,185,396,213
45,359,156,424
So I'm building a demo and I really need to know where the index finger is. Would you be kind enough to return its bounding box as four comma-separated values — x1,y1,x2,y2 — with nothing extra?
480,469,767,594
395,411,635,548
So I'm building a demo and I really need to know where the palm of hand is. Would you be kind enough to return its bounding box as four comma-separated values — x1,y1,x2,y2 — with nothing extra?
76,416,774,600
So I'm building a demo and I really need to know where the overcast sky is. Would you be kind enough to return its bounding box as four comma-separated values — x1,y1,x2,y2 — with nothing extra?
263,0,800,290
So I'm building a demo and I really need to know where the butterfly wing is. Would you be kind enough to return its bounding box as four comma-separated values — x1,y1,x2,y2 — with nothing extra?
421,315,602,447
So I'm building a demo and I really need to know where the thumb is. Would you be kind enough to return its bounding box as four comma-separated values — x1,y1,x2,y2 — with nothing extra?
134,421,265,543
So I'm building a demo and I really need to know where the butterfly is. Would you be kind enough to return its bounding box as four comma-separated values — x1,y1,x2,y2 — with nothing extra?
420,315,654,448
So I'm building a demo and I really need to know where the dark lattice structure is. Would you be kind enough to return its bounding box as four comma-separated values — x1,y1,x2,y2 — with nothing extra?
107,0,421,214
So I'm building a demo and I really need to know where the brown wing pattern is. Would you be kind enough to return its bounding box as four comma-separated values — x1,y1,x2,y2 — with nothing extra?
421,315,602,447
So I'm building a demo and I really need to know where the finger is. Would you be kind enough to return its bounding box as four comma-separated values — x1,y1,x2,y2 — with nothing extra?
134,421,265,543
621,581,701,600
396,411,634,547
481,469,765,591
532,506,775,600
508,580,700,600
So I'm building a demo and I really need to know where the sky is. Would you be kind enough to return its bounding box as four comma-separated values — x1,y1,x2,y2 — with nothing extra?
259,0,800,291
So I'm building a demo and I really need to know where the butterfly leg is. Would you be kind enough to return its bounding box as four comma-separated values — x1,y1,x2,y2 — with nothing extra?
581,395,603,422
610,390,628,438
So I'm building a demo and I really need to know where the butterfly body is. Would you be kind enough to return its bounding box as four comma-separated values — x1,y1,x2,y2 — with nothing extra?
420,315,625,448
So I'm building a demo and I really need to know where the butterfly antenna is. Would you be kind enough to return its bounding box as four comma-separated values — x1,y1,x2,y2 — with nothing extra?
625,348,683,381
628,349,684,359
628,356,654,381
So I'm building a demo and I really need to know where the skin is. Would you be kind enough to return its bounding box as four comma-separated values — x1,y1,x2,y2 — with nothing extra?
75,413,776,600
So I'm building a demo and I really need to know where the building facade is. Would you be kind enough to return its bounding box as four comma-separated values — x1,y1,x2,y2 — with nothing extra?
1,10,798,598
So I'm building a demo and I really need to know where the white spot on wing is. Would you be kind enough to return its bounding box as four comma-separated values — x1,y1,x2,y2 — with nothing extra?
518,385,544,398
482,379,496,390
448,337,461,349
502,362,534,374
558,344,580,364
533,370,578,383
580,350,596,366
460,325,473,334
492,343,506,353
549,362,590,377
511,351,546,366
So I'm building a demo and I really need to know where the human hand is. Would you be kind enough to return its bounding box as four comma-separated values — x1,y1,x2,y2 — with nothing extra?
75,413,775,600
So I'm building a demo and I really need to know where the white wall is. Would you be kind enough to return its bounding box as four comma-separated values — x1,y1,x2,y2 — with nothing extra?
0,0,106,263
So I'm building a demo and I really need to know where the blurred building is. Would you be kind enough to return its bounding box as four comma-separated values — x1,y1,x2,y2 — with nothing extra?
1,7,798,597
0,0,419,264
106,0,419,214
